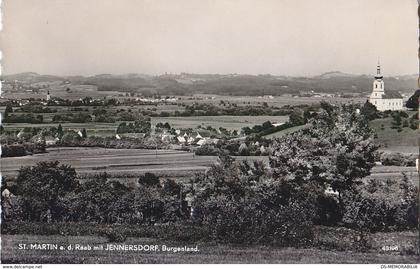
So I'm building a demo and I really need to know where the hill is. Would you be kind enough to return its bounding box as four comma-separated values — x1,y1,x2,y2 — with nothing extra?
2,72,417,97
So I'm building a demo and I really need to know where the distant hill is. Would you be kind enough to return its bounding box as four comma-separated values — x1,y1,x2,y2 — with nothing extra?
2,72,66,83
317,71,357,79
2,72,417,97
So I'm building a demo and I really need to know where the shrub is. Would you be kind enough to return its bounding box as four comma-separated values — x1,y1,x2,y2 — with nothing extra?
1,144,26,157
193,155,315,247
100,228,127,242
3,113,43,124
342,175,417,233
138,173,160,187
379,152,416,167
15,161,79,222
195,189,314,246
313,194,341,226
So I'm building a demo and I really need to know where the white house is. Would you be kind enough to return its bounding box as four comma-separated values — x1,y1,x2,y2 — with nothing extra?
177,136,186,143
196,138,207,146
45,136,59,146
368,63,403,111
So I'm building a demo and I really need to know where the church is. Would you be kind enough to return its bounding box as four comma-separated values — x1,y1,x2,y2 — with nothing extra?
368,63,403,111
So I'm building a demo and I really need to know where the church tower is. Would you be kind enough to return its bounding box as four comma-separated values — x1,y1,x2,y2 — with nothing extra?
46,90,51,101
368,61,403,111
371,62,384,99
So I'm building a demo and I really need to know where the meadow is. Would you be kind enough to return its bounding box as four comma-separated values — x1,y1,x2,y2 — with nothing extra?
181,94,366,107
1,147,417,185
370,113,418,153
0,147,264,183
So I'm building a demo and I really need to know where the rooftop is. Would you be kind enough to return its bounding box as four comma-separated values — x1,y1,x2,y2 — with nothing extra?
382,91,403,99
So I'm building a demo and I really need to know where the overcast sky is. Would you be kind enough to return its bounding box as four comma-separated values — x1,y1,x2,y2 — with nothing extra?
1,0,418,76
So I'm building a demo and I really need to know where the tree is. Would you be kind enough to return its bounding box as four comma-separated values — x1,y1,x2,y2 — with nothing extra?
391,112,402,129
270,104,377,214
303,109,312,123
405,89,420,110
261,121,273,130
4,103,13,118
16,161,78,221
57,124,64,139
342,175,417,236
193,154,315,246
81,128,87,139
68,173,134,223
162,179,181,197
238,143,249,155
138,172,160,187
360,100,379,121
289,110,305,126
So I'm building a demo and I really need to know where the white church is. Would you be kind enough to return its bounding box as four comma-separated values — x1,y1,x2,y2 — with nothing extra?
368,63,403,111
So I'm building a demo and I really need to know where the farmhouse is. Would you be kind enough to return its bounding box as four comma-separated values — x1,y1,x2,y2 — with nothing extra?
368,63,403,111
45,136,59,146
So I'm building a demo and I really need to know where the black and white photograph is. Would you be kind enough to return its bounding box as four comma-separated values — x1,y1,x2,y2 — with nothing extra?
0,0,419,265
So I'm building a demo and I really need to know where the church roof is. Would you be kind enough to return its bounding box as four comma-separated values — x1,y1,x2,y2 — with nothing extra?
382,91,402,99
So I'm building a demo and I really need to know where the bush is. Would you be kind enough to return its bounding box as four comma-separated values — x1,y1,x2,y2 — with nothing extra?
100,228,127,242
195,190,314,246
138,173,160,187
342,175,417,233
15,161,79,222
1,144,26,157
3,113,43,124
313,194,341,226
379,152,416,167
195,145,221,156
193,155,315,247
1,141,45,158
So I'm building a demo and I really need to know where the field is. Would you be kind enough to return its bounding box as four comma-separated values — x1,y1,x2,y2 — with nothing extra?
3,115,289,137
2,84,121,100
370,115,418,153
264,124,309,139
0,147,265,183
182,94,366,108
0,148,211,179
2,229,418,264
3,122,119,137
1,147,417,185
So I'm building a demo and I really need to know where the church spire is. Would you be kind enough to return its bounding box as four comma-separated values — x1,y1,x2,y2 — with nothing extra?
375,59,383,79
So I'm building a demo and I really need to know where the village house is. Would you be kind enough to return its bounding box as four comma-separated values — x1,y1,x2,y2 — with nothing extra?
46,136,59,146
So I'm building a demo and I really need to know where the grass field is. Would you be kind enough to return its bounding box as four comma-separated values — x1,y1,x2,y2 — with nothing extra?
2,229,418,264
0,148,213,177
264,124,309,139
1,147,417,185
181,94,366,108
370,115,418,153
0,147,263,183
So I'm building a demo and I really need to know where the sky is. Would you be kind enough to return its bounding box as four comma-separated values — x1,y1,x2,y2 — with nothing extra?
1,0,418,76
